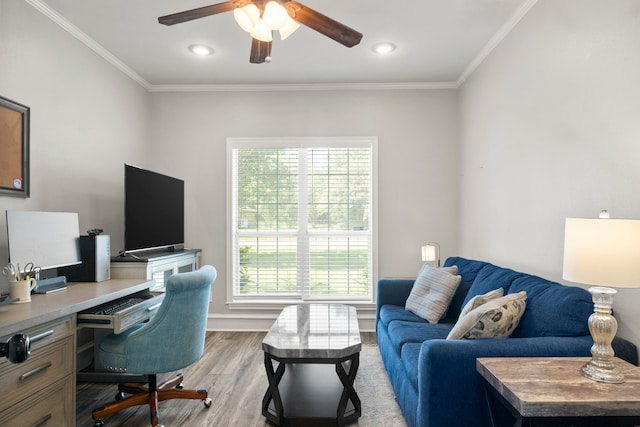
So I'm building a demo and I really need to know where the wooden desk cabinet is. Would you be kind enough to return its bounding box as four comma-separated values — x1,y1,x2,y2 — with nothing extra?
0,315,75,426
0,279,155,427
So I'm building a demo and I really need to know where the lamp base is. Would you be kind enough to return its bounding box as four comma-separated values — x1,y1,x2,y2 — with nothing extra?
581,358,624,384
581,286,624,384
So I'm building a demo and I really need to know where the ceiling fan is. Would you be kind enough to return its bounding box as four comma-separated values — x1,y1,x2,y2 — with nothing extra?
158,0,363,64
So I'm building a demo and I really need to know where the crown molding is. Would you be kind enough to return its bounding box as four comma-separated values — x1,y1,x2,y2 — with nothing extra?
27,0,151,90
456,0,538,86
147,81,458,93
30,0,536,93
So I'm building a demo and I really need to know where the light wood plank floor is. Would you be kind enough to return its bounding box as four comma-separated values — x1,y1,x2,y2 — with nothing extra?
76,331,406,427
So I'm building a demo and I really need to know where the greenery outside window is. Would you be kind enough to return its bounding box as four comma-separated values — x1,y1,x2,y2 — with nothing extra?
228,137,377,303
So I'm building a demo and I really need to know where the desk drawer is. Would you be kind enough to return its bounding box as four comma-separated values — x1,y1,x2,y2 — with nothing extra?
0,315,75,355
78,291,164,333
0,336,74,413
0,376,74,427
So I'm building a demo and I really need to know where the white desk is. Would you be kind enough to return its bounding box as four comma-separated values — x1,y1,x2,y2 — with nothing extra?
0,279,154,426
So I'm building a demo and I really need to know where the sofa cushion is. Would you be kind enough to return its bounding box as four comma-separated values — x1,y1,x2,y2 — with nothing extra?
389,320,452,350
459,288,504,319
447,291,527,340
440,278,474,324
400,343,423,391
509,275,592,338
406,266,461,323
443,257,488,284
379,304,425,327
462,264,525,307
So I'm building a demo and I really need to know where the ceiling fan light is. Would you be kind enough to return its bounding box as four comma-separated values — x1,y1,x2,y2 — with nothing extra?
233,3,260,33
263,1,288,30
250,19,273,42
279,16,300,40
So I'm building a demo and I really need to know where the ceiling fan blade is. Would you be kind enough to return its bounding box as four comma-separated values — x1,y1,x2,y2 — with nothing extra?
285,1,363,48
250,38,272,64
158,1,238,26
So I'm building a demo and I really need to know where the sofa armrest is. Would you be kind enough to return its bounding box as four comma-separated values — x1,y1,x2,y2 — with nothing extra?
376,278,414,321
416,336,594,427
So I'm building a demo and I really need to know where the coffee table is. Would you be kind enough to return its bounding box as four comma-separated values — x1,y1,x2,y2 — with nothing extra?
262,303,362,426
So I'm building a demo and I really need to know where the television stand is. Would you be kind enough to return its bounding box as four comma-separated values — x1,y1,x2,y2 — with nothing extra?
110,249,201,292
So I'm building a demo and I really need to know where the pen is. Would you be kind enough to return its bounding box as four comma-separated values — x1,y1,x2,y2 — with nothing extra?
16,264,21,281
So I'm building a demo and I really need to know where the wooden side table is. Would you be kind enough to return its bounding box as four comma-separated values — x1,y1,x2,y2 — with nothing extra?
477,357,640,427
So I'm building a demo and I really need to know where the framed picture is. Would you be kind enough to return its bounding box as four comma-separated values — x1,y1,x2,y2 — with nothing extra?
0,96,30,198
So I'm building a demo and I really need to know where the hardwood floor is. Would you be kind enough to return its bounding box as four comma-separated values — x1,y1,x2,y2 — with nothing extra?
76,331,405,427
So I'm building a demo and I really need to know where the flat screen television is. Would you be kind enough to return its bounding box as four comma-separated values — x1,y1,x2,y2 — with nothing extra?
124,164,184,254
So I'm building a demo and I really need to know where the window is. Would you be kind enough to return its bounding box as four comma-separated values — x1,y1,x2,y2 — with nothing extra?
228,137,376,303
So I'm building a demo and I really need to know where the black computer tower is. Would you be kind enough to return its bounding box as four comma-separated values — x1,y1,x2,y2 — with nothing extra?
60,235,110,282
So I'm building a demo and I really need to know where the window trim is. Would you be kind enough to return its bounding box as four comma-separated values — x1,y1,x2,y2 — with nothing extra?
226,136,378,305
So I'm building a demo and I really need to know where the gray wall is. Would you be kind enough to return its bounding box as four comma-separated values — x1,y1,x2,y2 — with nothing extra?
1,1,460,331
459,0,640,345
0,0,149,292
6,0,639,346
148,89,460,329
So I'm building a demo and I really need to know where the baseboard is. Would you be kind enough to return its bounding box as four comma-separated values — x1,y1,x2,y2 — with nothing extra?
206,312,376,332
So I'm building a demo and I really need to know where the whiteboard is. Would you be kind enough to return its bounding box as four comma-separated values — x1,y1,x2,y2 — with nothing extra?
6,211,81,271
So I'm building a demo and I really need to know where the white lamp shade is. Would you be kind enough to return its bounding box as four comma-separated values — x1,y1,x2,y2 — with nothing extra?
563,218,640,288
233,4,260,33
250,19,273,42
421,245,437,262
279,15,300,40
263,1,288,30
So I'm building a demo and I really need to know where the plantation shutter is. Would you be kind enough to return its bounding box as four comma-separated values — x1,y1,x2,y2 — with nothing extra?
303,147,372,299
230,138,374,301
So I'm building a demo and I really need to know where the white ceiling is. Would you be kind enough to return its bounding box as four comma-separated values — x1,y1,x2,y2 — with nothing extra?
34,0,535,88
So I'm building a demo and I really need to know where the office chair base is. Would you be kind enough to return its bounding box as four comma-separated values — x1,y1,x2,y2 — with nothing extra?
92,373,210,427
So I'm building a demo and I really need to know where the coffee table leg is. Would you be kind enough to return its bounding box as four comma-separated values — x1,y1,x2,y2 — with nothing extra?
262,352,286,426
336,353,361,425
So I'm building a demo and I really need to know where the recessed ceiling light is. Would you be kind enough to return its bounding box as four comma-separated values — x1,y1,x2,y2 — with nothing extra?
372,42,396,55
188,44,213,56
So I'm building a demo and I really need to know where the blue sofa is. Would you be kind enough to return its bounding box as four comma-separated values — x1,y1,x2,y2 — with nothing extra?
376,257,639,427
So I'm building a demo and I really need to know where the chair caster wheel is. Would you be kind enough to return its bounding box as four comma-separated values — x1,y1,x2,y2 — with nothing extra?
94,420,104,427
203,397,212,408
115,391,125,401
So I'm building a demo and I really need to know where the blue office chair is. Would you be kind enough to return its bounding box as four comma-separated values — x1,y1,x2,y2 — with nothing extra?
92,265,217,427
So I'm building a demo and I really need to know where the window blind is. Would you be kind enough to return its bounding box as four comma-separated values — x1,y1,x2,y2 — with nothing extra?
230,138,374,301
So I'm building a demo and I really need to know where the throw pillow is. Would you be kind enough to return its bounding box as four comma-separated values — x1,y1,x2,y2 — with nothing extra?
458,288,504,319
417,263,458,277
446,291,527,340
406,266,462,323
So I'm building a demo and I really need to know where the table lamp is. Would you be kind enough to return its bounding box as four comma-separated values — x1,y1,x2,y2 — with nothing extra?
421,242,440,267
563,211,640,383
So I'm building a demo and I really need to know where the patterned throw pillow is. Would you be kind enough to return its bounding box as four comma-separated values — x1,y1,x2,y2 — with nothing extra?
446,291,527,340
406,266,462,323
458,288,504,319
